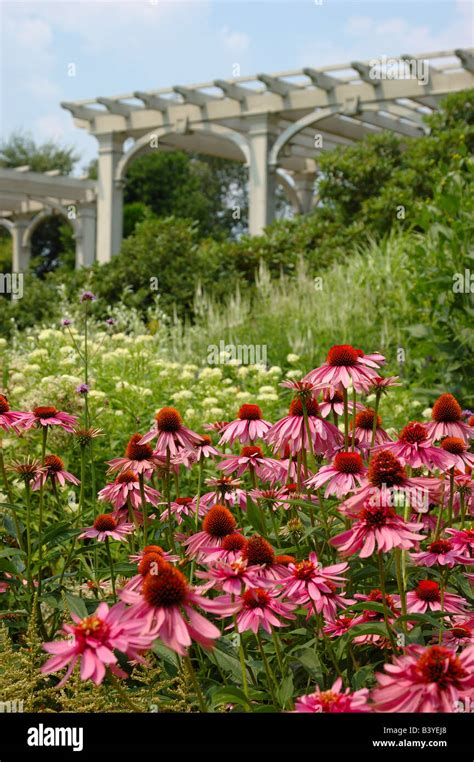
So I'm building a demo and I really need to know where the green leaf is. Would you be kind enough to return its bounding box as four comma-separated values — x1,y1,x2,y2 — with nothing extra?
347,622,389,639
344,601,387,615
152,641,179,668
210,686,252,710
64,592,88,620
207,642,247,682
278,673,294,708
245,496,265,534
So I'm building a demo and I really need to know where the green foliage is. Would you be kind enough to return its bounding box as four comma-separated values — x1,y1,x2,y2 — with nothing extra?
124,150,248,239
0,130,79,174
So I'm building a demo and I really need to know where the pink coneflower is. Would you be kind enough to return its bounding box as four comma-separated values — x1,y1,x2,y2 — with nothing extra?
203,421,229,434
182,504,238,558
305,451,368,498
196,559,267,595
371,644,474,712
160,496,206,525
331,502,425,558
23,405,78,432
303,345,382,392
375,421,452,471
350,589,399,646
203,476,247,511
195,435,220,460
265,397,342,457
223,587,296,634
41,602,154,686
107,433,156,477
442,619,474,650
350,408,392,453
98,470,161,510
200,532,248,563
128,544,179,564
120,562,237,654
217,445,279,479
281,552,348,608
248,486,293,512
0,394,30,432
294,678,370,713
368,375,401,392
324,615,362,638
439,436,474,472
31,455,80,490
445,528,474,555
79,513,134,543
400,580,469,615
270,446,305,484
121,550,171,593
410,539,474,568
318,388,363,419
425,394,474,444
242,535,291,580
139,407,201,455
218,404,272,446
338,450,442,515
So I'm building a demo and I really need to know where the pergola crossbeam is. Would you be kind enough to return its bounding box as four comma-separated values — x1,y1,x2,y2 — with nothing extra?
455,48,474,72
257,74,295,96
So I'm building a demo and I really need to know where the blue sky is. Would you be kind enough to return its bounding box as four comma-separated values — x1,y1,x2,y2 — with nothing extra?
1,0,472,170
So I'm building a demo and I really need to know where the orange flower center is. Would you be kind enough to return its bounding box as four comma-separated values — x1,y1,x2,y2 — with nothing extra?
243,535,275,566
238,404,262,421
334,451,364,474
93,514,117,532
155,407,182,433
242,588,270,609
326,344,360,367
432,394,462,423
416,646,467,687
44,454,64,472
440,437,466,455
33,406,58,418
289,397,320,417
142,564,188,608
368,450,406,488
202,505,236,537
0,395,10,414
416,580,440,602
355,408,381,431
400,422,427,444
125,434,153,461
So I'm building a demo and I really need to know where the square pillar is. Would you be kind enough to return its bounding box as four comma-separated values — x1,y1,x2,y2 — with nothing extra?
96,133,124,263
75,203,97,268
247,116,277,236
292,172,317,214
11,218,30,273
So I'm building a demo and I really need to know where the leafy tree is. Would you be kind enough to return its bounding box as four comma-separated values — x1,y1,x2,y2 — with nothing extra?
0,130,79,174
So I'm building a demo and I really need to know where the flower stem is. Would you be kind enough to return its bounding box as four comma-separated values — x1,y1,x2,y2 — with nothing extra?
377,551,398,653
342,387,349,450
183,654,208,712
105,537,117,602
256,630,279,708
138,472,148,546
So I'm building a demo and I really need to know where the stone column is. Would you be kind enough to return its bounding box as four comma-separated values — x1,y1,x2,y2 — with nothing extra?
75,203,96,268
247,116,277,236
292,172,317,214
11,217,30,273
96,133,124,263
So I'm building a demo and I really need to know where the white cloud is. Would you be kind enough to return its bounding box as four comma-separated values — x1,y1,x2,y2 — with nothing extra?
219,25,251,53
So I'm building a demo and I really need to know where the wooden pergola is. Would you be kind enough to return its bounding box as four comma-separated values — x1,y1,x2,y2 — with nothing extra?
0,168,96,270
61,48,474,263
